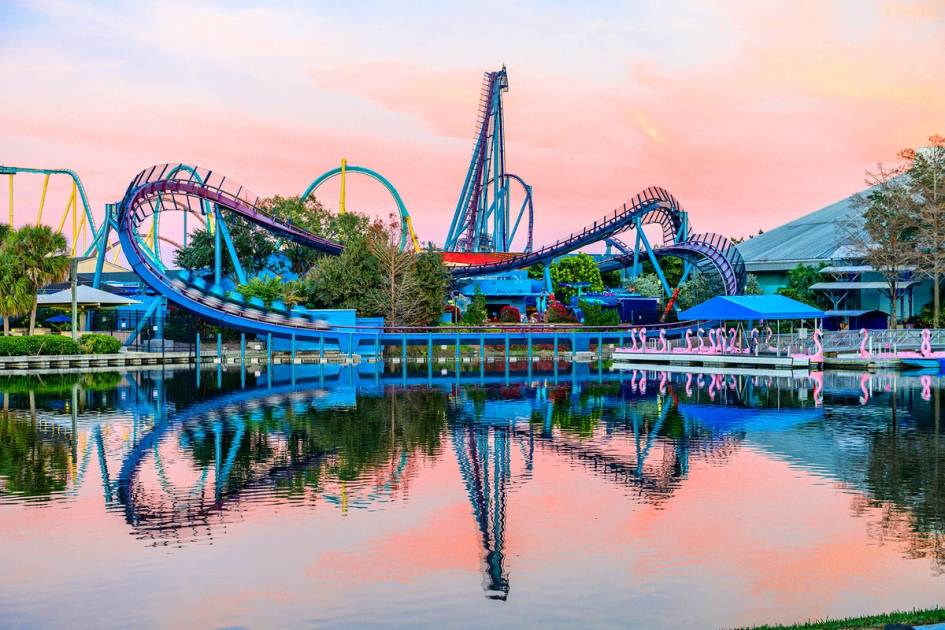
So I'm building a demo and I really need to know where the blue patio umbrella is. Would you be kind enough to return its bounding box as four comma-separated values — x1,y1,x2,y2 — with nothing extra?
45,314,72,323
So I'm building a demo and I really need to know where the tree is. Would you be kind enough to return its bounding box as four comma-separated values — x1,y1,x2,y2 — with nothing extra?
0,251,32,335
841,165,919,329
0,228,30,335
744,273,763,295
411,249,451,326
175,197,378,279
463,288,488,325
676,272,714,310
640,256,683,287
629,273,663,299
302,233,382,314
600,269,623,289
776,264,829,309
4,226,69,334
237,276,302,307
903,135,945,326
550,253,603,303
175,212,276,277
261,196,375,274
366,222,423,326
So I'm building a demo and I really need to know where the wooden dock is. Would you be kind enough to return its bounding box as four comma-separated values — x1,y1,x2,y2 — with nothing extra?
612,350,811,371
0,350,361,375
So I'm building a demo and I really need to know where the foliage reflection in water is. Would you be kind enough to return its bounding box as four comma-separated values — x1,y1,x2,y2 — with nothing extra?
1,363,945,627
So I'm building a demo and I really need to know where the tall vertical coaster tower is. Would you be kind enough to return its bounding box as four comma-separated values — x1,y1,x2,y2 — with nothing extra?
444,66,534,253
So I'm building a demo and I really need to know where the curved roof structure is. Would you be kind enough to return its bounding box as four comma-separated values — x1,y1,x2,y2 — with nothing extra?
737,191,865,272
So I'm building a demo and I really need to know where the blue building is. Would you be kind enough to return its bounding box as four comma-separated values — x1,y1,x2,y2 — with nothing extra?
737,189,930,327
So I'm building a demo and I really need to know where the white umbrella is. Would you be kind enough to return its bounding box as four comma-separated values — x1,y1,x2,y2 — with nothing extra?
37,285,141,307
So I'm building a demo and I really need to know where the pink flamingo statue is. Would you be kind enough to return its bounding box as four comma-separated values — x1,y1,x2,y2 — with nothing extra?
765,326,775,352
921,375,932,401
809,328,824,363
658,329,669,353
697,328,706,353
859,328,870,360
685,373,693,396
697,374,705,389
921,328,933,357
707,329,717,354
684,329,694,352
639,371,647,394
708,374,717,400
659,371,667,395
747,328,759,355
629,328,639,352
717,326,727,353
630,370,638,389
639,327,647,353
728,327,738,353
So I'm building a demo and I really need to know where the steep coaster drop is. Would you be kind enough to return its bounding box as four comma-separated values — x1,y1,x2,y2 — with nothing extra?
110,66,747,339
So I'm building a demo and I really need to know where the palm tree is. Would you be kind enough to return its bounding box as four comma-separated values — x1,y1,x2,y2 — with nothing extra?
0,227,30,335
4,226,69,334
0,250,33,335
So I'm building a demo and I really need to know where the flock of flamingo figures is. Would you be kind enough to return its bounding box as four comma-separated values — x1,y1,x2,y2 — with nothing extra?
857,327,945,360
621,326,825,362
621,325,945,367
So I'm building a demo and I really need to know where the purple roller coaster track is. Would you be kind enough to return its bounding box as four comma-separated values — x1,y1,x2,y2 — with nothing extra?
113,66,746,340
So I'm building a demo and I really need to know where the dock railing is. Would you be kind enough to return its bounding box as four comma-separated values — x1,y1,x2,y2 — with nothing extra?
772,329,945,355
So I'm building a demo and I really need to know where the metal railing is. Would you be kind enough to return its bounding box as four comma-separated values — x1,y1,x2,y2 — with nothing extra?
769,329,945,353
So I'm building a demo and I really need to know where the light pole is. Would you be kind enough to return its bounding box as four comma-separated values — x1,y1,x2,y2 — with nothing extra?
69,256,94,340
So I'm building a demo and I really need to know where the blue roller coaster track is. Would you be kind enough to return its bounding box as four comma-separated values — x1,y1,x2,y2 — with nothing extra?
444,66,534,253
106,66,746,338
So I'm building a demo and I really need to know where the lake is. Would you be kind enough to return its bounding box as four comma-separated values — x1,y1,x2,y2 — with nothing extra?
1,362,943,628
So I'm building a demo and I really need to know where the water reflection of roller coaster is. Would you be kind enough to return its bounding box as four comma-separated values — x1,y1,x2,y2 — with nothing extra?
96,366,821,598
96,66,747,343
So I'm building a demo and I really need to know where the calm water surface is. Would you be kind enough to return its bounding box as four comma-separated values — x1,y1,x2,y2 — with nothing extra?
1,362,944,628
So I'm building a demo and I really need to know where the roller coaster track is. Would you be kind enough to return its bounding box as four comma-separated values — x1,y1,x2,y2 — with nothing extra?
456,70,504,250
445,186,687,276
119,164,354,342
119,162,745,340
598,232,748,296
0,165,98,234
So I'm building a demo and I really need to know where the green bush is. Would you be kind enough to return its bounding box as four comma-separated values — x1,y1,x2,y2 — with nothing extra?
0,335,81,356
79,333,121,354
579,300,621,326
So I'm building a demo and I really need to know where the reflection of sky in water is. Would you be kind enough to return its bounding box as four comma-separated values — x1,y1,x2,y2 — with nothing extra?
1,366,944,628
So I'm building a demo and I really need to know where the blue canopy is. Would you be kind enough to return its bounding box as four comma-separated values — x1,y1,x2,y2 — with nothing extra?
679,295,824,321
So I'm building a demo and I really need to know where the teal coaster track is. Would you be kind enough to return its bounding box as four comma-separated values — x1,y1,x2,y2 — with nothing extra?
109,66,745,339
116,163,745,340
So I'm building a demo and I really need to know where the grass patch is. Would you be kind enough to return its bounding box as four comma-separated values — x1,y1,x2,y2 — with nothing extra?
740,607,945,629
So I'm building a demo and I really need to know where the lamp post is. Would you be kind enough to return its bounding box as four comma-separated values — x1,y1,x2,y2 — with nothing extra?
69,256,94,340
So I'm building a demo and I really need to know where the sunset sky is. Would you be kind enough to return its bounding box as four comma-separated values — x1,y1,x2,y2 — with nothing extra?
1,0,943,251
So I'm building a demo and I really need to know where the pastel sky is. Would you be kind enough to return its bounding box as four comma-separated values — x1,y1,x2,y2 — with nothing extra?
1,0,944,251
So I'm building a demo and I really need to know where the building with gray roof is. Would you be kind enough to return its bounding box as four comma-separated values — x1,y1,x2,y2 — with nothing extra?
737,190,930,326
